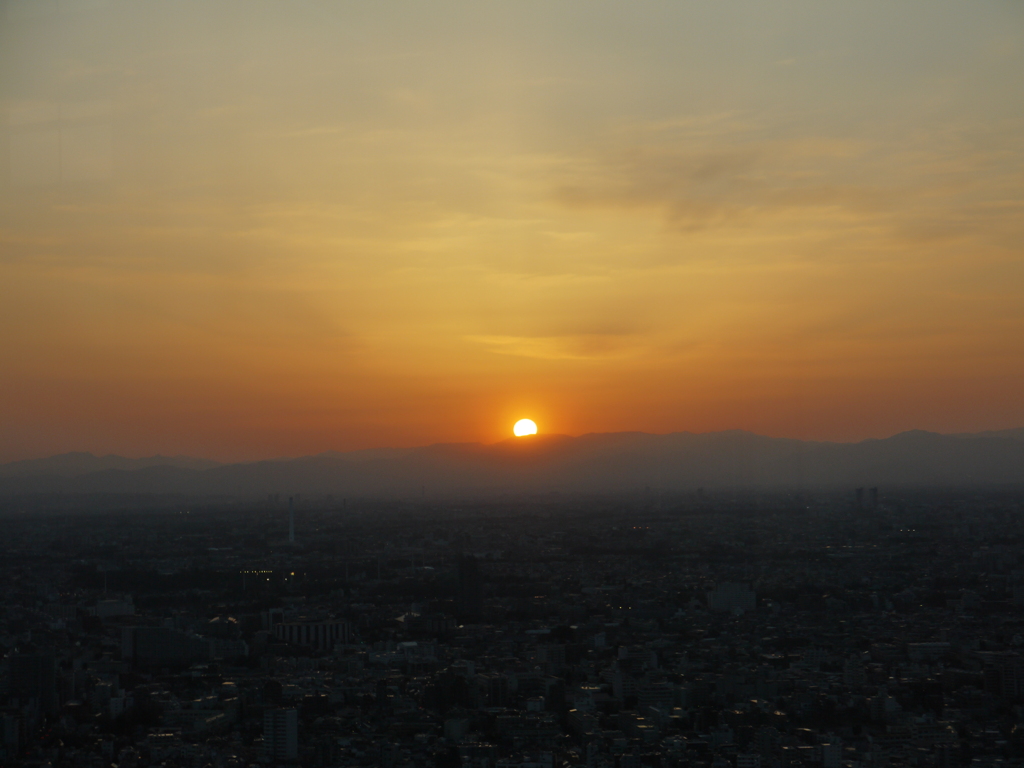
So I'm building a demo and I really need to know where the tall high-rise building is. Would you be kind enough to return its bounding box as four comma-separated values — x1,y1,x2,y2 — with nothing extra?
288,496,295,544
457,556,482,622
9,653,57,714
263,708,298,762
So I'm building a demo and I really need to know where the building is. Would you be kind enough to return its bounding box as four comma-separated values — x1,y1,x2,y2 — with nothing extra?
121,626,210,665
208,637,249,660
457,556,483,621
9,653,57,714
90,598,135,618
273,619,350,651
1,713,21,760
819,743,843,768
707,583,756,614
263,708,298,762
288,496,295,544
637,681,674,710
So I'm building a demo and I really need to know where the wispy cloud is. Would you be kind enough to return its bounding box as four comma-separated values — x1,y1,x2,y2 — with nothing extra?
466,333,640,361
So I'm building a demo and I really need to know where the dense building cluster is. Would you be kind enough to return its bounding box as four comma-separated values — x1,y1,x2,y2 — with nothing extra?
2,490,1024,768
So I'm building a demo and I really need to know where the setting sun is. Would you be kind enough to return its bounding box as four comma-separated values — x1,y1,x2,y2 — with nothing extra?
513,419,538,437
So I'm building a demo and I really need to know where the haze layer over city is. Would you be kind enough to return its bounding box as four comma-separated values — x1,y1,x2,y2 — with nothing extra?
1,2,1024,768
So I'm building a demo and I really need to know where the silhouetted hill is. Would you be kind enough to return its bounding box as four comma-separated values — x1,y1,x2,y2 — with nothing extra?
951,427,1024,441
0,452,220,478
1,429,1022,497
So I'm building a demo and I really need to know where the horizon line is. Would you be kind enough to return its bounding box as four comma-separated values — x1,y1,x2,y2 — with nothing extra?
4,425,1023,467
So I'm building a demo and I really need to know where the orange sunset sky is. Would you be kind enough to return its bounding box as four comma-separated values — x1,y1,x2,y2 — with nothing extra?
1,1,1023,462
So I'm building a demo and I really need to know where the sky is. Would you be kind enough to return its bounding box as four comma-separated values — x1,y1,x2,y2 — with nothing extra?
1,0,1023,462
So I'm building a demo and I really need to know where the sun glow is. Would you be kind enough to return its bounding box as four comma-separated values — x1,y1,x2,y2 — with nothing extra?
513,419,538,437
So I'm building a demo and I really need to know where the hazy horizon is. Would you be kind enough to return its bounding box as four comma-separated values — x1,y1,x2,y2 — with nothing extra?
4,423,1024,467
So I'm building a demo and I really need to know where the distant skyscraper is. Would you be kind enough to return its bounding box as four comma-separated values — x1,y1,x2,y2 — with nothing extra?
9,653,57,714
288,496,295,544
457,556,482,622
263,708,298,762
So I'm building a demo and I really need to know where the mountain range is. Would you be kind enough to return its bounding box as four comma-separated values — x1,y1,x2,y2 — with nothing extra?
2,428,1023,498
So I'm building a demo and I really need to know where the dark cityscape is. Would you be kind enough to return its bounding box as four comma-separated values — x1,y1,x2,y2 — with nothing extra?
3,487,1024,767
